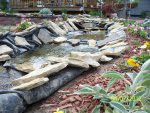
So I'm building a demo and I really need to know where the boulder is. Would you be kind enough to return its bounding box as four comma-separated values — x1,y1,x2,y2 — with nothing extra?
14,36,30,46
0,32,3,37
15,62,35,73
68,20,79,31
67,39,80,46
0,54,11,62
12,63,68,85
54,37,67,43
32,34,42,45
38,29,54,44
0,45,13,55
11,77,49,90
88,39,97,47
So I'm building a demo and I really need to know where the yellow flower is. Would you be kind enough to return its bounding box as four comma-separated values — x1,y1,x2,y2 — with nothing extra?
144,41,150,48
54,109,64,113
127,58,140,67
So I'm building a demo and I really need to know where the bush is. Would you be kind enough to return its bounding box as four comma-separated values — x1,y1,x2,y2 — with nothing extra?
89,11,102,17
39,8,52,15
0,0,8,11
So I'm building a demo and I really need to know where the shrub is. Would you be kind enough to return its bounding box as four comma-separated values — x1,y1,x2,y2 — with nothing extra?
89,11,102,17
39,8,52,15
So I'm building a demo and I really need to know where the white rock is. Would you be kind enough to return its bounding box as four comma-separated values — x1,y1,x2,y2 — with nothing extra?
12,63,68,85
32,34,42,44
0,54,11,62
67,39,80,46
88,39,97,47
54,37,67,43
11,77,49,90
99,55,113,62
15,36,30,46
0,45,13,55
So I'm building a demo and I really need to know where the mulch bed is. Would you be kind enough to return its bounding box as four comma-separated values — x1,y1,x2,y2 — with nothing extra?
25,35,146,113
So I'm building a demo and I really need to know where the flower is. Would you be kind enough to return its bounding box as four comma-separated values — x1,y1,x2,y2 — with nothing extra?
54,109,64,113
144,41,150,48
127,58,140,67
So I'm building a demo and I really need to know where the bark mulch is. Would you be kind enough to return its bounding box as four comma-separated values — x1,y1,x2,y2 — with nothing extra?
25,36,146,113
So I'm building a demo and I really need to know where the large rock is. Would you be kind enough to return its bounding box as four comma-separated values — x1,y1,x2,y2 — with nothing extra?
32,34,42,45
54,37,67,43
0,45,13,55
14,36,30,46
99,55,113,62
0,54,11,62
38,29,54,44
11,77,49,90
12,63,68,85
69,52,100,67
67,39,80,46
15,62,35,73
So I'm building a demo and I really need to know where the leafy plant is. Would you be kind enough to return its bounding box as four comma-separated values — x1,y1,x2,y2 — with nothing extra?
0,0,8,11
89,11,102,17
75,59,150,113
39,8,52,15
17,19,32,31
134,52,150,64
137,29,148,39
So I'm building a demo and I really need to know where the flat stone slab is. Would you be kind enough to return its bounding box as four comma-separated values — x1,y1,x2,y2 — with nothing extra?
0,54,11,62
15,36,30,46
32,34,42,45
67,39,80,46
38,28,54,44
54,37,67,43
0,45,13,55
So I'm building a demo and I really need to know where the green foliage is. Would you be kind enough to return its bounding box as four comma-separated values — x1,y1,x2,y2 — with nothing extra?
17,20,31,31
134,52,150,64
89,11,102,17
137,29,148,39
61,8,68,14
39,8,52,15
0,0,8,11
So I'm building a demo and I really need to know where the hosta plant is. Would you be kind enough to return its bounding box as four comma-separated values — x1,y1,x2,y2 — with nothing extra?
75,59,150,113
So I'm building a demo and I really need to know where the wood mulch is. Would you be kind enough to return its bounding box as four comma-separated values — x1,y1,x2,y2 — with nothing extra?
25,35,146,113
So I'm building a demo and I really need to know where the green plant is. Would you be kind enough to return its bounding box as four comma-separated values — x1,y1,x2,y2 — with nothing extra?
17,19,32,31
39,8,52,15
134,52,150,64
0,0,8,11
75,59,150,113
89,11,102,17
61,8,68,14
137,29,148,39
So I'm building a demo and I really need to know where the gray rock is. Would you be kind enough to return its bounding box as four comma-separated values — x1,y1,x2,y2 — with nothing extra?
0,32,3,37
54,37,67,43
32,35,42,45
38,29,54,44
0,45,13,55
0,54,11,62
14,36,30,46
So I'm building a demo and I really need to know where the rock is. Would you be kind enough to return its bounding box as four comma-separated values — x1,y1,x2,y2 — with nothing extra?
99,55,113,62
0,32,3,37
54,37,67,43
101,45,129,56
68,20,79,31
88,39,97,47
14,36,30,46
14,31,29,36
99,41,128,51
69,52,100,67
12,63,68,85
0,54,11,62
15,62,35,73
11,77,49,90
47,56,89,69
67,39,80,46
32,34,42,45
0,45,13,55
38,28,54,44
25,24,37,31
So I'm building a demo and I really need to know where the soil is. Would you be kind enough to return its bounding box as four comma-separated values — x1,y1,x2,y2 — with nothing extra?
24,35,146,113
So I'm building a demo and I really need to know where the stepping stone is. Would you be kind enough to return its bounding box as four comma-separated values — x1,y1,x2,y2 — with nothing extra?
32,34,42,45
38,28,54,44
0,45,13,55
0,54,11,62
15,36,30,46
54,37,67,43
67,39,80,46
88,39,97,47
